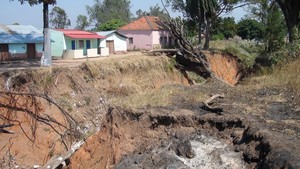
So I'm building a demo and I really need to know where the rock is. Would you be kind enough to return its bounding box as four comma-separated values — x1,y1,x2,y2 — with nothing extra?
173,139,196,159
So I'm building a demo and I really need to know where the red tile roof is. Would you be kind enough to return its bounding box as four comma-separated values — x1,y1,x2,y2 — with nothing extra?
118,16,166,31
55,29,105,39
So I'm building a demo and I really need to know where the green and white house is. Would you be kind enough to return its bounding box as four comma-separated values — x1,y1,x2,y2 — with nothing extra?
50,29,105,59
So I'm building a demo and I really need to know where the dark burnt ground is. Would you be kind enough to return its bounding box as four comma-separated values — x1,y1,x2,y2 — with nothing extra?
167,80,300,168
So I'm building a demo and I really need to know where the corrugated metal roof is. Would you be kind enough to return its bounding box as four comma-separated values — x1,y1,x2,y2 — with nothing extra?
0,25,43,44
97,30,127,38
55,29,105,39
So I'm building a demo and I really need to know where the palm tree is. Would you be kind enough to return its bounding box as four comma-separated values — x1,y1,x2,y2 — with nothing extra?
13,0,57,66
186,0,217,49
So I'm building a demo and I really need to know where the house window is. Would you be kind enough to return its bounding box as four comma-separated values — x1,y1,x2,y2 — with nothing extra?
79,40,84,48
129,37,133,44
160,37,163,44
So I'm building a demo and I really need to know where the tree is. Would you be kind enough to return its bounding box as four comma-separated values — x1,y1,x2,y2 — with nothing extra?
164,0,250,49
86,0,132,29
237,18,265,40
50,6,71,29
211,17,237,40
11,0,56,66
135,4,169,19
185,0,218,49
276,0,300,42
96,19,126,31
75,15,89,30
248,0,286,52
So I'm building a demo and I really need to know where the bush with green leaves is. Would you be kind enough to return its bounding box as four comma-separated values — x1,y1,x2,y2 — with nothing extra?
223,42,261,69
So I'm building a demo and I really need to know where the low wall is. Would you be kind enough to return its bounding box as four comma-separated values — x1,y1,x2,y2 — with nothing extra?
63,49,84,59
100,47,109,57
87,49,99,58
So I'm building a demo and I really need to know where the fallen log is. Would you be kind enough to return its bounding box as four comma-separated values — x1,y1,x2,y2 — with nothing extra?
201,94,225,114
41,140,85,169
0,124,14,134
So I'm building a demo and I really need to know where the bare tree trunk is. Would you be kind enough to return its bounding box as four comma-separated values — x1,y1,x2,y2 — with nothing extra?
198,18,202,50
203,19,211,50
276,0,300,42
41,2,52,66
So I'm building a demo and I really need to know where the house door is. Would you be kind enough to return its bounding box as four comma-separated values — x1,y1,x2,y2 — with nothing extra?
0,44,9,61
71,40,76,50
97,39,100,54
106,40,114,53
27,43,36,59
86,40,91,49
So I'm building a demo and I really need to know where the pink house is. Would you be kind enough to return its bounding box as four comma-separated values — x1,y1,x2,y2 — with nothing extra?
118,16,172,50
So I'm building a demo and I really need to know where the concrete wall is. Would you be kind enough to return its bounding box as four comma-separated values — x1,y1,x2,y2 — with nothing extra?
99,39,106,48
87,48,98,58
64,37,98,56
100,47,109,56
118,30,152,50
50,30,65,58
8,43,44,60
63,49,84,59
9,44,26,54
153,31,171,49
118,30,171,50
106,33,127,52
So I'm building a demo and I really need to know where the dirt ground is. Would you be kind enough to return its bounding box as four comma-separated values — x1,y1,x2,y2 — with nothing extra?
0,52,299,169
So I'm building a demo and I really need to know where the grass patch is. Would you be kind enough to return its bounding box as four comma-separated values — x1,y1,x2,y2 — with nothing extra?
263,59,300,92
186,71,206,84
110,85,205,109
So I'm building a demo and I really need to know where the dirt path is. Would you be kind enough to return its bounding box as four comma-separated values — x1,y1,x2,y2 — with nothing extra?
0,52,137,71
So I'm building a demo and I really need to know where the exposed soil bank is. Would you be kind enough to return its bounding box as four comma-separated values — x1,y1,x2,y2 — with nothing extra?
0,53,299,168
69,107,299,169
205,51,243,85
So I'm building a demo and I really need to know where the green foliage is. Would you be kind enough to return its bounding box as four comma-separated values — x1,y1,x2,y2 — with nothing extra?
75,15,89,30
135,4,169,19
237,18,265,41
264,4,286,52
96,19,126,31
14,0,56,6
50,6,71,29
165,0,244,49
211,17,237,39
247,0,287,53
224,42,261,69
87,0,131,29
211,33,225,40
186,71,206,84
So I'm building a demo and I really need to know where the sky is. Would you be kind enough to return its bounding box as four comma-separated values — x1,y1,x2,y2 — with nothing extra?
1,0,247,29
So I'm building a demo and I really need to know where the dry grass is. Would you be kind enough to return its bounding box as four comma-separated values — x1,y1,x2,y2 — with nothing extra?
110,85,205,109
80,54,176,79
263,59,300,92
77,53,193,109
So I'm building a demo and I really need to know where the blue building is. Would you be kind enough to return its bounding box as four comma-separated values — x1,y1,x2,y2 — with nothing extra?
0,25,43,62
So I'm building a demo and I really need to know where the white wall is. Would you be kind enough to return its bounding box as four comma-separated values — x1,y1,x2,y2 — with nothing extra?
100,47,109,56
110,34,127,52
99,39,106,48
87,48,98,57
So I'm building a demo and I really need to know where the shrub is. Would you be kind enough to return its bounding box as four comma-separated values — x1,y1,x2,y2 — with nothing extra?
223,45,257,69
